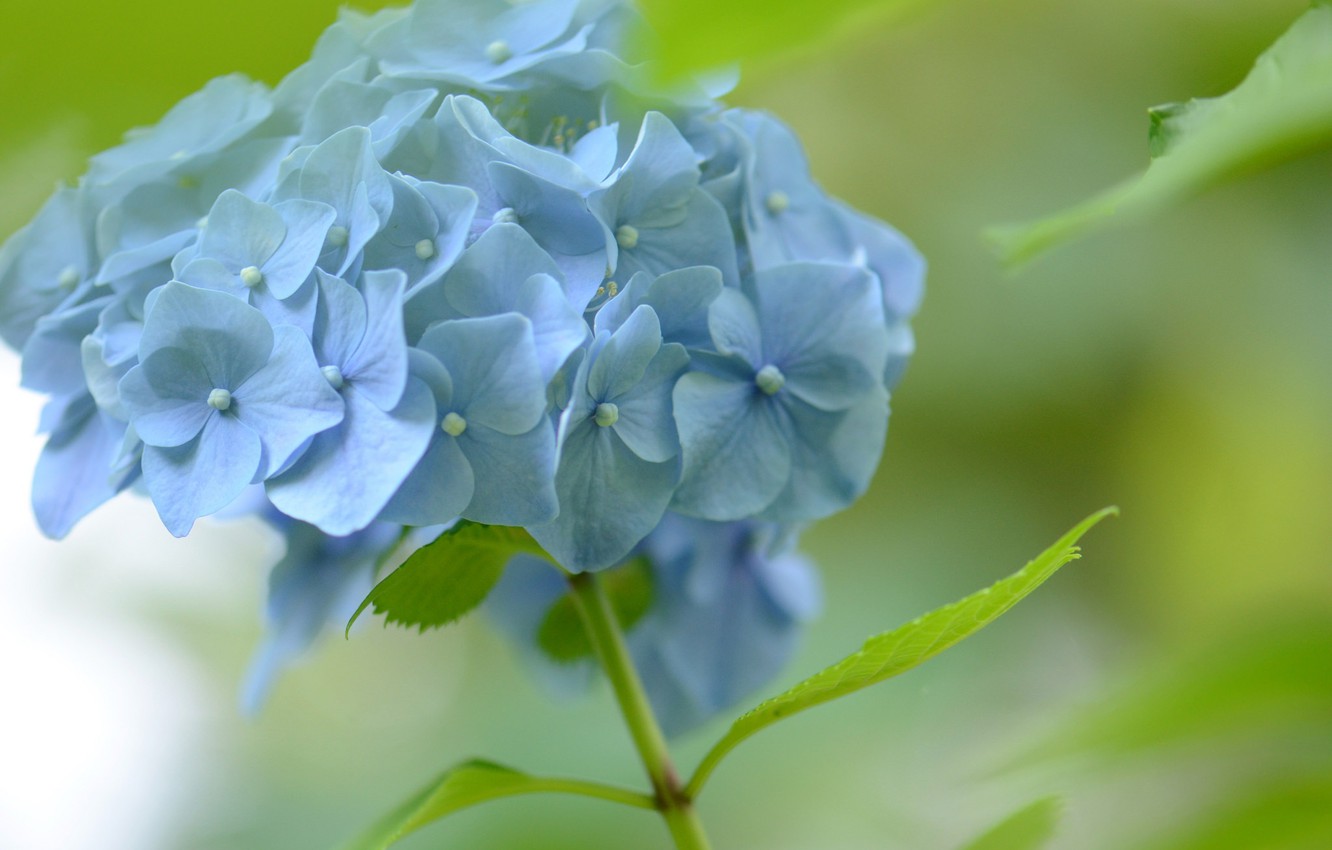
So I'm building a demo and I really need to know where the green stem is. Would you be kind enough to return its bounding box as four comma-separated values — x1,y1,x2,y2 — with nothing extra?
568,572,714,850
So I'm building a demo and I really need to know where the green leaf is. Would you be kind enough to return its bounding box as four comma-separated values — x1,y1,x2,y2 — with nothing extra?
635,0,928,78
989,1,1332,268
685,507,1118,797
1140,779,1332,850
537,556,655,662
1014,617,1332,769
959,797,1062,850
340,759,655,850
346,522,552,636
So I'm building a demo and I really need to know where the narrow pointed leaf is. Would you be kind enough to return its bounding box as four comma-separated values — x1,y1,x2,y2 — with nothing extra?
347,521,553,635
340,759,655,850
686,507,1118,796
990,2,1332,268
537,556,655,662
959,797,1062,850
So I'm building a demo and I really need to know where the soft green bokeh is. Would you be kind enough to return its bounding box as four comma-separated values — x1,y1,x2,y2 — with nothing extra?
2,1,1329,848
989,0,1332,268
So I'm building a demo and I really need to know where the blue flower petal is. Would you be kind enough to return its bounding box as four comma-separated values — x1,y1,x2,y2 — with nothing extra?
588,304,661,402
138,282,274,390
119,349,212,448
416,313,546,434
671,372,791,520
457,420,558,525
266,379,435,535
342,270,411,411
705,288,763,367
142,411,263,537
32,396,135,539
233,325,346,478
529,418,678,571
378,410,475,528
610,342,688,464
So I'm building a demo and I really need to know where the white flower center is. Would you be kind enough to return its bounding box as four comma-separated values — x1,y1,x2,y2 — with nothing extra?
327,225,350,247
485,40,512,64
615,224,639,250
207,388,233,411
321,365,345,390
442,412,468,437
415,238,436,261
492,207,519,225
755,364,786,396
765,191,790,215
240,266,264,288
595,402,620,427
56,266,80,291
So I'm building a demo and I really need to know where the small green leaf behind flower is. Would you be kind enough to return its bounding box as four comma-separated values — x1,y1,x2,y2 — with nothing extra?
989,1,1332,268
959,797,1062,850
538,556,655,662
685,507,1118,797
346,521,552,636
340,760,655,850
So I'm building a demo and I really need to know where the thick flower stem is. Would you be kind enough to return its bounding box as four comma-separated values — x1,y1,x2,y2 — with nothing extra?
568,572,714,850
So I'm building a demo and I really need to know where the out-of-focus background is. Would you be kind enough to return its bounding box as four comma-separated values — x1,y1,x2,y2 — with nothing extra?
1,1,1329,848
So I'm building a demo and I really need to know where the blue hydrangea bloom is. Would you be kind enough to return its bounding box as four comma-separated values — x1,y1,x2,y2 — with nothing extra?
1,0,921,725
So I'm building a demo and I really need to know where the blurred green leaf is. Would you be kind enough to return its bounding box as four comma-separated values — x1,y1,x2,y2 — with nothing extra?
1139,779,1332,850
1018,619,1332,769
959,797,1062,850
347,522,552,635
636,0,928,78
340,759,655,850
989,0,1332,268
686,507,1118,797
538,557,654,662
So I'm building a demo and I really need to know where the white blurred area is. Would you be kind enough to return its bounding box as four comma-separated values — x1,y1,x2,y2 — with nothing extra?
0,350,267,850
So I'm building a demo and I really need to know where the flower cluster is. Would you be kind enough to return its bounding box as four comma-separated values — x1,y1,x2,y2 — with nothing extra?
1,0,922,730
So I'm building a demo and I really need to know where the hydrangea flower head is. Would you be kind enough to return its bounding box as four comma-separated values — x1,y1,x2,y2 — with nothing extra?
1,0,923,727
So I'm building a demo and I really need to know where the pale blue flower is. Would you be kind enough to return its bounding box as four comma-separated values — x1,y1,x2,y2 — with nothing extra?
300,82,439,161
119,283,344,535
423,95,610,305
86,75,273,196
632,515,820,736
266,271,437,535
404,223,588,382
593,266,723,351
242,510,403,710
529,305,689,571
361,176,477,292
672,263,891,522
590,112,739,288
31,394,138,539
178,189,337,299
368,0,591,88
94,138,289,285
271,127,395,277
381,313,558,527
0,188,97,349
